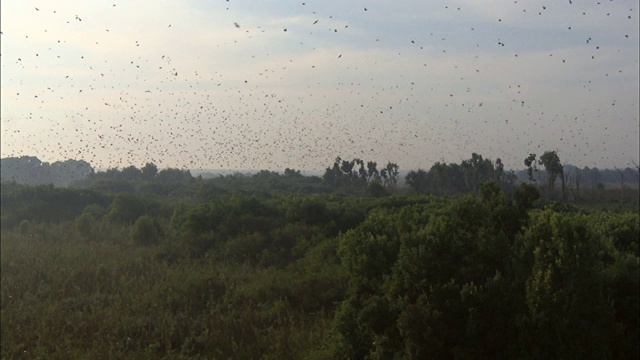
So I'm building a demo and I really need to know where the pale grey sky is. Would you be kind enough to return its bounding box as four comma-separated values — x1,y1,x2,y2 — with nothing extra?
1,0,638,171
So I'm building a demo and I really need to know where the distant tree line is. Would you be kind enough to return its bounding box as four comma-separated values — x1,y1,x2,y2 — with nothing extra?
0,182,111,229
520,151,639,204
2,154,638,203
322,157,399,196
404,153,518,196
80,163,194,183
517,163,639,187
0,156,93,187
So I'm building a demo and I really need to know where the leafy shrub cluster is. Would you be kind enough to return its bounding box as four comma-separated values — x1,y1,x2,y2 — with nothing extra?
329,182,638,359
1,180,638,359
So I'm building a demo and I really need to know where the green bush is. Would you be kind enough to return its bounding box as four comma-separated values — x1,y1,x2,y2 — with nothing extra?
130,215,158,246
366,181,388,197
108,193,152,225
82,203,107,219
75,213,95,240
18,219,30,236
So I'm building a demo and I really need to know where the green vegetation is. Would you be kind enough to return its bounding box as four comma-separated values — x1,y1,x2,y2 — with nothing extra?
1,154,639,359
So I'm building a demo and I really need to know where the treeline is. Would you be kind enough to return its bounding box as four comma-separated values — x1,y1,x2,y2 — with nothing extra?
0,156,93,187
322,157,400,194
72,163,195,195
3,148,636,233
0,182,172,230
516,164,640,187
2,153,638,202
404,153,518,195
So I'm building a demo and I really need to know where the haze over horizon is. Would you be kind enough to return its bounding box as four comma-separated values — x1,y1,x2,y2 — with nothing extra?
1,0,638,172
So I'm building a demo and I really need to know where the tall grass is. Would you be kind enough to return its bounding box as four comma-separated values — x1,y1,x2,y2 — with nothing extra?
1,222,342,359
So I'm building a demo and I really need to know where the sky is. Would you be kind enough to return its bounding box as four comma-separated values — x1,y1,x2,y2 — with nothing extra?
1,0,638,172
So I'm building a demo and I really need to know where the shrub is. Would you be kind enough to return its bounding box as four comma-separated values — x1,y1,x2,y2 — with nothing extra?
366,182,388,197
75,213,95,240
18,220,30,236
107,193,150,225
130,215,158,246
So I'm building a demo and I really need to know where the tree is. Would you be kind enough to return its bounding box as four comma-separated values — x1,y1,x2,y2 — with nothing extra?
512,183,541,239
462,159,474,191
524,154,539,184
429,162,448,195
141,162,158,181
446,162,467,193
383,162,399,190
157,168,192,183
539,151,566,201
615,168,625,206
107,193,149,224
323,157,390,192
283,168,301,177
495,158,505,184
355,159,367,182
366,181,388,197
332,186,541,359
130,215,159,246
75,213,95,240
524,211,616,358
322,164,338,187
589,167,602,189
323,156,357,189
340,158,355,179
367,161,379,182
121,165,143,181
170,202,190,231
405,169,429,194
633,161,640,206
566,167,582,203
460,153,494,193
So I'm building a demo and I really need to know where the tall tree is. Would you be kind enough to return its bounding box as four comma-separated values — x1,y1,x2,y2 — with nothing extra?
121,165,143,181
384,162,400,190
495,158,505,184
429,162,447,195
141,162,158,181
524,211,616,358
566,168,582,204
524,154,539,184
539,151,566,201
366,161,379,183
405,169,429,194
615,168,624,206
356,159,367,182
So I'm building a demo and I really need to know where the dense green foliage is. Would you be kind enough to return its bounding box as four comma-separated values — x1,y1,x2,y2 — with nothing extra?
130,215,160,246
324,183,639,359
0,182,110,229
1,155,639,359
